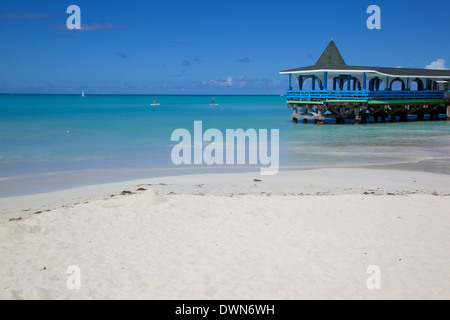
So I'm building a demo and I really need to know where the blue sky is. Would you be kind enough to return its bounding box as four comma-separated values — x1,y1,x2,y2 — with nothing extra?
0,0,449,94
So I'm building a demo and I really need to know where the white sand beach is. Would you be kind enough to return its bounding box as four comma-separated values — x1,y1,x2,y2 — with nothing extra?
0,168,449,300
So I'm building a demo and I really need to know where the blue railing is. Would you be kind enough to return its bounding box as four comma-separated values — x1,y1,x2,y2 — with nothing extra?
286,90,445,101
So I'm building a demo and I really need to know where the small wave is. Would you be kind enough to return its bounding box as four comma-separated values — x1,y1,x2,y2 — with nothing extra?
424,156,450,161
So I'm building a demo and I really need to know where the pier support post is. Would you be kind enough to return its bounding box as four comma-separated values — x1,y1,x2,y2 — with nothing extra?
430,110,436,120
399,111,407,122
354,108,360,125
293,117,298,124
303,119,308,123
390,115,396,122
447,105,450,120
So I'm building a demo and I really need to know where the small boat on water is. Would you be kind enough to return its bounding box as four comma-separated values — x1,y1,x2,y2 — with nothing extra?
210,97,219,106
150,96,160,106
81,91,86,97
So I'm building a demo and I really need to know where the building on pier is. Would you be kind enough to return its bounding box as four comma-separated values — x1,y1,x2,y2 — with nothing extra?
279,40,450,124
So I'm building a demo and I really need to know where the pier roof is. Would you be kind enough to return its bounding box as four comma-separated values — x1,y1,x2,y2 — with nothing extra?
280,40,450,79
315,40,346,67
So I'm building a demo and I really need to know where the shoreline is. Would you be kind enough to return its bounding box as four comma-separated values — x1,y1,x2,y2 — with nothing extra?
1,158,449,199
1,167,449,222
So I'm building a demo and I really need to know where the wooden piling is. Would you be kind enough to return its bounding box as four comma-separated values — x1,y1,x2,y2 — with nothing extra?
399,112,407,122
430,110,437,120
287,98,449,125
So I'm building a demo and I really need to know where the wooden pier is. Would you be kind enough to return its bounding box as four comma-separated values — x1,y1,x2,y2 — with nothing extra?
280,40,450,124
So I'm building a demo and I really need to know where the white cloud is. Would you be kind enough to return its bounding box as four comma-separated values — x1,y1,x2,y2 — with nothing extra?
261,78,281,88
237,75,247,87
202,76,234,87
0,12,51,19
82,23,130,31
198,76,267,89
224,76,233,86
52,22,132,31
202,75,260,88
425,58,446,70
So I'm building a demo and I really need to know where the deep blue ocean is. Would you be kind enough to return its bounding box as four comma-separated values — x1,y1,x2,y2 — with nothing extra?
1,94,449,196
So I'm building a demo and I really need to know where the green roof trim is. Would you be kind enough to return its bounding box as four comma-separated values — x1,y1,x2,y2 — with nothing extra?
367,99,446,105
325,100,368,103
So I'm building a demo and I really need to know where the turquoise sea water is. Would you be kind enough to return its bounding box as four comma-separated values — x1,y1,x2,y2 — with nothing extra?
1,94,449,196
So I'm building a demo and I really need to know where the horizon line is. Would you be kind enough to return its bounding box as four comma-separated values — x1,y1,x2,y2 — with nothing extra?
0,93,284,96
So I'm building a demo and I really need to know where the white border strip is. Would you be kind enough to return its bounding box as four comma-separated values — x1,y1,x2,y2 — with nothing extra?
279,69,450,79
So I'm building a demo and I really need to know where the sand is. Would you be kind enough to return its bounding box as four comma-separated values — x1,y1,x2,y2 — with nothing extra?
0,168,449,300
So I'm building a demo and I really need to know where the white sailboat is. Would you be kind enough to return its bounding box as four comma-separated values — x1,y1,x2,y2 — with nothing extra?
81,91,86,98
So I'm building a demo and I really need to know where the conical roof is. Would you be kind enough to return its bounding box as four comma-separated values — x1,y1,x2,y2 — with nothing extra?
315,40,346,67
280,40,450,78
